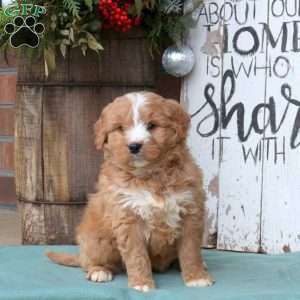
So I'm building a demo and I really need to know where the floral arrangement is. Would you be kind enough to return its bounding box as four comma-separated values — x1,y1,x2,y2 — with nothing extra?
0,0,202,75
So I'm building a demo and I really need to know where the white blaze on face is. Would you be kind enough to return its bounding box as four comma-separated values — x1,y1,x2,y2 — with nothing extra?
126,93,150,144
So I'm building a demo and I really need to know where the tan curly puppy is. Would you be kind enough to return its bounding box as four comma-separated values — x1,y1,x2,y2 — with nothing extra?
47,91,214,292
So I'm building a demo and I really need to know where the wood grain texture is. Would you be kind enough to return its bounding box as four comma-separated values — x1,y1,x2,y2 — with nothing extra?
15,86,44,243
185,0,300,253
43,205,84,244
216,0,270,252
18,31,155,87
20,202,47,245
0,50,17,69
183,11,223,248
42,87,70,203
15,86,43,203
261,2,300,254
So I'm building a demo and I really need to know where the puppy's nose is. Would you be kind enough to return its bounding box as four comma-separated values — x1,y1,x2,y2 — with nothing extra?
128,143,142,154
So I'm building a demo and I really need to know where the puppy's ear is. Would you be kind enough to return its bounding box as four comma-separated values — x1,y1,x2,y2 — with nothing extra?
94,97,128,150
94,116,106,150
94,102,113,150
164,99,191,141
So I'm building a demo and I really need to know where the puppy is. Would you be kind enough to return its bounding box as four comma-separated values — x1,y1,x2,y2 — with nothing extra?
47,91,214,292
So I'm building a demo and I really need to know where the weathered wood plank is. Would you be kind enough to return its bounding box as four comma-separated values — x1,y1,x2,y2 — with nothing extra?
183,0,224,247
216,0,269,252
69,50,99,83
15,86,43,202
0,50,17,68
17,52,69,83
64,87,120,200
97,38,155,85
261,1,300,254
42,86,140,202
185,0,300,253
18,32,155,86
42,87,70,202
15,86,44,243
44,205,84,244
20,202,47,245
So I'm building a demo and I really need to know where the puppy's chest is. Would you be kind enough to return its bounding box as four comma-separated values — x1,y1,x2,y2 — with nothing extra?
117,189,194,231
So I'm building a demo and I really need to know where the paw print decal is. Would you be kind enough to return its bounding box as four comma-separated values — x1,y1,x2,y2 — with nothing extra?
4,16,45,48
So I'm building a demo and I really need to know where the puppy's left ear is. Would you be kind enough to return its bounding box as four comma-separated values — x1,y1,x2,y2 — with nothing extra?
164,99,191,141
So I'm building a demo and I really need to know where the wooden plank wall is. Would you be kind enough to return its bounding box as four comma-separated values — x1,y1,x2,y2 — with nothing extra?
0,51,17,204
184,0,300,254
182,17,222,247
260,1,300,254
216,0,269,253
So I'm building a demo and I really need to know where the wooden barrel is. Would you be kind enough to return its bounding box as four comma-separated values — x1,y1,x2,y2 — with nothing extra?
15,31,159,244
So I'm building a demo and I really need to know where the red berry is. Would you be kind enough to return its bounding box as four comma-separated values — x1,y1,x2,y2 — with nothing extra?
99,0,136,32
134,16,141,26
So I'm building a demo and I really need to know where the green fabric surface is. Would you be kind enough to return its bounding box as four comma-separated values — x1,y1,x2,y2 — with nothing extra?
0,246,300,300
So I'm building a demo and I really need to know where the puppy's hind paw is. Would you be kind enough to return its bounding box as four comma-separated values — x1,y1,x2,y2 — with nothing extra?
86,268,113,283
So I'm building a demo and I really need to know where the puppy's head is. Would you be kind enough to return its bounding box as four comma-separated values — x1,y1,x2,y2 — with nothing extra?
95,92,190,169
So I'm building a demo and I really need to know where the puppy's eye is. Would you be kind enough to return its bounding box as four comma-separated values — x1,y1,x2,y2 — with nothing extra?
116,126,123,132
146,122,156,131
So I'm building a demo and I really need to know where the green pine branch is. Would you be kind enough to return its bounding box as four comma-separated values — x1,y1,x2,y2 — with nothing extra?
63,0,81,17
84,0,93,10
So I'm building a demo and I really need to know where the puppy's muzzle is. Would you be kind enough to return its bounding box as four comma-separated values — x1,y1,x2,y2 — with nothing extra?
128,143,142,154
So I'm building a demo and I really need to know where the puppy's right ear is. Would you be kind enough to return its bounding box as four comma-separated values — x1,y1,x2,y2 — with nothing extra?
94,115,106,150
94,103,113,150
94,97,124,150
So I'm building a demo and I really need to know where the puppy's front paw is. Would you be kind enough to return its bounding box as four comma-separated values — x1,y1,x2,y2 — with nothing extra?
133,285,152,292
86,267,113,283
129,279,155,292
185,274,215,288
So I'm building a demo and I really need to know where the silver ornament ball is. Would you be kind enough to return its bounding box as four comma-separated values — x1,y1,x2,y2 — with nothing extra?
162,45,195,77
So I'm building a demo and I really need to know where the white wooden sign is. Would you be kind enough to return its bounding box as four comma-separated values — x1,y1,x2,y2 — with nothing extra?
183,0,300,254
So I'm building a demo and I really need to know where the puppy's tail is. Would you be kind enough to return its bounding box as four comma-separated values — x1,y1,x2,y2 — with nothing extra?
46,251,81,267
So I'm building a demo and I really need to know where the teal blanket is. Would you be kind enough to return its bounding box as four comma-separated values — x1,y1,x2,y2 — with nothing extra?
1,246,300,300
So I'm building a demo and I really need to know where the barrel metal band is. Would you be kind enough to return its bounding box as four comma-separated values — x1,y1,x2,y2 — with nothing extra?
18,198,87,205
17,81,155,88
